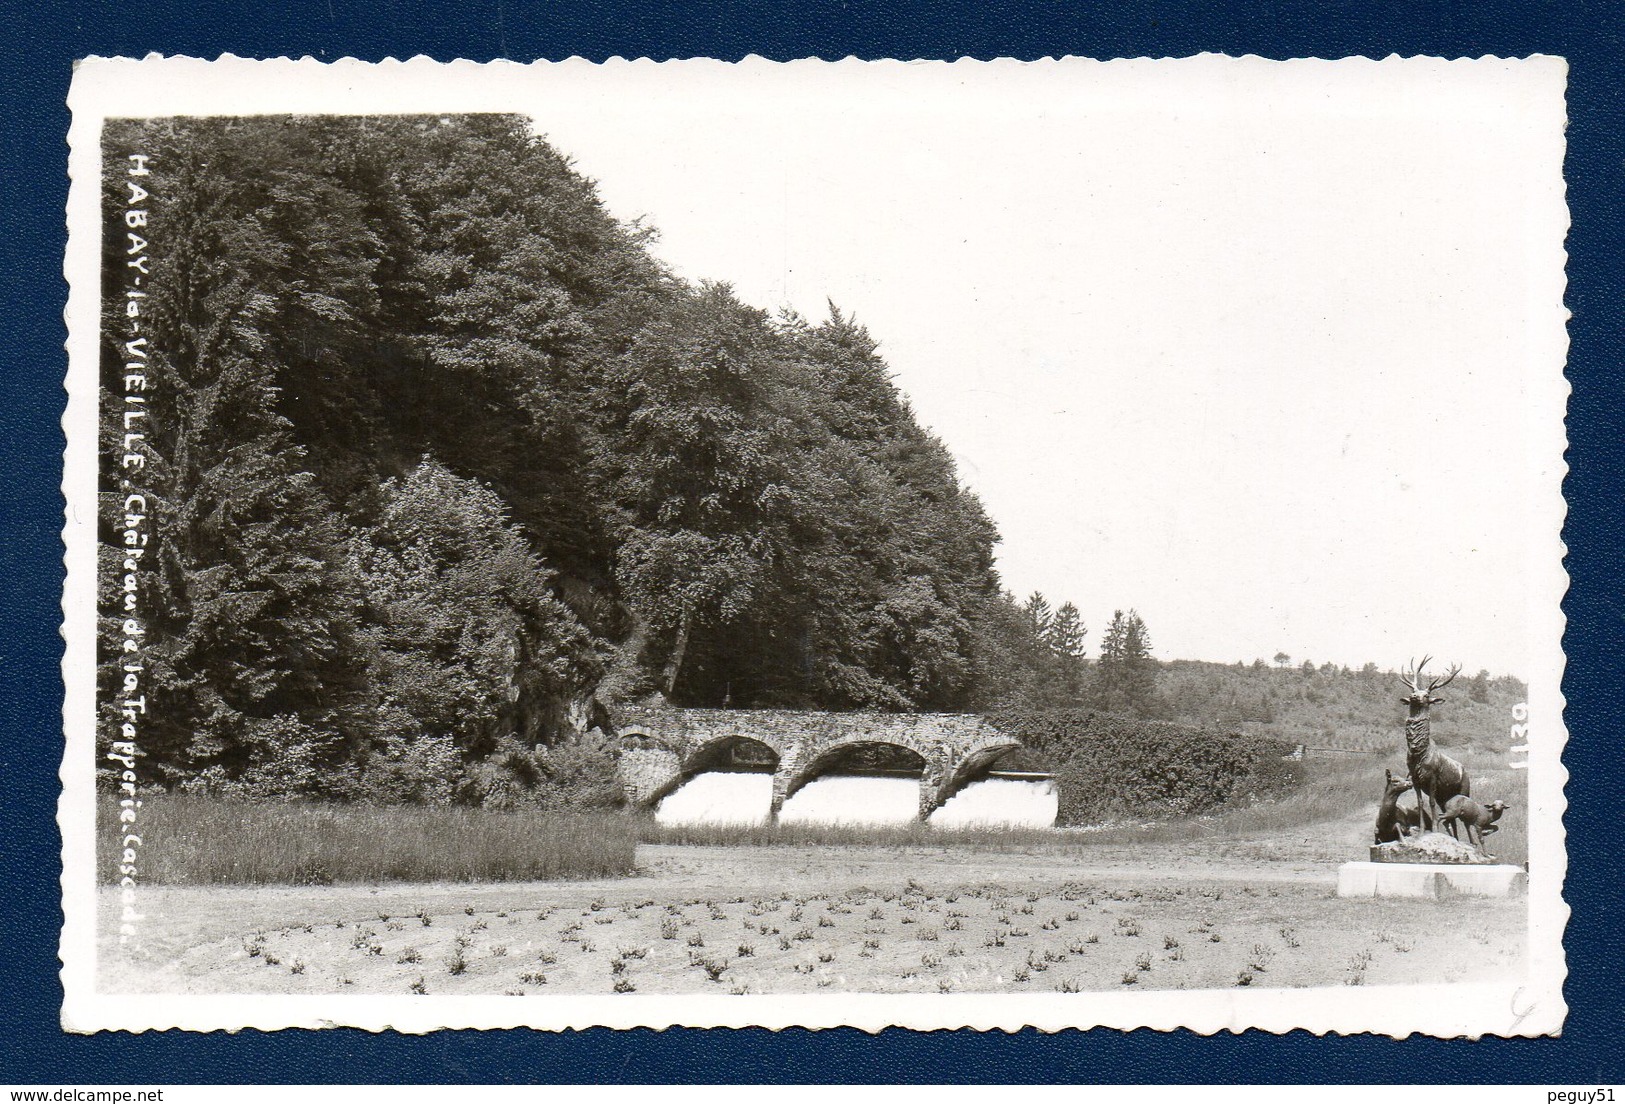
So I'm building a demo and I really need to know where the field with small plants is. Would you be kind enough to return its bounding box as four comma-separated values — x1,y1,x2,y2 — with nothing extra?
109,870,1521,997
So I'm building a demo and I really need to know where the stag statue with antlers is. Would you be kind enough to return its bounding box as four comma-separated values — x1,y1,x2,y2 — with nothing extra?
1398,656,1470,834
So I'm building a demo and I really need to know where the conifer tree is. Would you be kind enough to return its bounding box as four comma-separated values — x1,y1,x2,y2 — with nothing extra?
1023,592,1053,638
1046,601,1088,704
1095,609,1160,717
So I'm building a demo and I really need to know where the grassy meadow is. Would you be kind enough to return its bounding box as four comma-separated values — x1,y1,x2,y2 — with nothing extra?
1138,749,1527,866
99,796,639,886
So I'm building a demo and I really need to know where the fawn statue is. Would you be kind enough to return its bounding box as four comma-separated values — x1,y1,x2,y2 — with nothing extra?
1439,795,1509,850
1374,769,1422,844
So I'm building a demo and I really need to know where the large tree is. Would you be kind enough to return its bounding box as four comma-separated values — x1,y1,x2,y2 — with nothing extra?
597,283,799,697
351,459,600,802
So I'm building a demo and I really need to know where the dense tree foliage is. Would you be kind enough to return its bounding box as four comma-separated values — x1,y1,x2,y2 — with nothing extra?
98,115,1062,801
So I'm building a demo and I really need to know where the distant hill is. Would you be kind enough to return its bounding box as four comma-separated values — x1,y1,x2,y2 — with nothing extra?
1156,660,1528,755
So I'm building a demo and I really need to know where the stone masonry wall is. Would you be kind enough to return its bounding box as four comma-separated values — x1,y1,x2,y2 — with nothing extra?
616,745,682,805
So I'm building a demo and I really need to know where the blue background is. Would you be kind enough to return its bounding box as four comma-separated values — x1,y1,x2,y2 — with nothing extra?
4,0,1621,1084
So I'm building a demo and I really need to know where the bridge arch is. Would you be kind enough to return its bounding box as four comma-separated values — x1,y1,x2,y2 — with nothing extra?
780,738,929,803
774,735,949,821
932,741,1024,808
688,733,781,772
640,733,781,806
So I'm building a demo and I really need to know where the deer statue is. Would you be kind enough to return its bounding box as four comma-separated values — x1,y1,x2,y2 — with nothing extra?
1439,795,1510,850
1374,769,1422,844
1398,656,1470,833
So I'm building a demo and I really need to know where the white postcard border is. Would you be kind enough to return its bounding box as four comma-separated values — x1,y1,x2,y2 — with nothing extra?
60,54,1571,1036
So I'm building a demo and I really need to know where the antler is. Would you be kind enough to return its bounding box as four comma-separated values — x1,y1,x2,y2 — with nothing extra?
1399,656,1461,693
1398,655,1431,692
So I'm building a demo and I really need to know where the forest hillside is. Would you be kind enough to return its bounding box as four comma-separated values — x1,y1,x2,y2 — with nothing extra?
1156,659,1528,755
99,114,1058,802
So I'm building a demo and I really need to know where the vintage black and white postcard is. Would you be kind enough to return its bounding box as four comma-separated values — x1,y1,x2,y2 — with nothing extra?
61,54,1569,1035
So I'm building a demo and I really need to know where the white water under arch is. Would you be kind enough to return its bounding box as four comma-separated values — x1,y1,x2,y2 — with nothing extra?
931,775,1058,829
653,772,774,826
653,771,1056,829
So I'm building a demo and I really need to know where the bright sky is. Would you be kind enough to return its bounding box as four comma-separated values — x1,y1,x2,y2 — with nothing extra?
523,58,1567,678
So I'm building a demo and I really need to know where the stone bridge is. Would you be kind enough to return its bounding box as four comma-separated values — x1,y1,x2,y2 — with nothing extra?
609,707,1022,820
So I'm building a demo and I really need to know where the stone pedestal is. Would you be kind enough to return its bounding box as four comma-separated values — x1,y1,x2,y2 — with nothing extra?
1336,861,1527,899
1369,831,1493,865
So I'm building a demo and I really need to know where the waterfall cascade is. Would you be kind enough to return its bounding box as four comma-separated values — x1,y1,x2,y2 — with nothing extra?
653,770,1057,829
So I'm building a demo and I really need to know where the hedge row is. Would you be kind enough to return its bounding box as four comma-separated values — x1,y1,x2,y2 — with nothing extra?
992,708,1303,826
